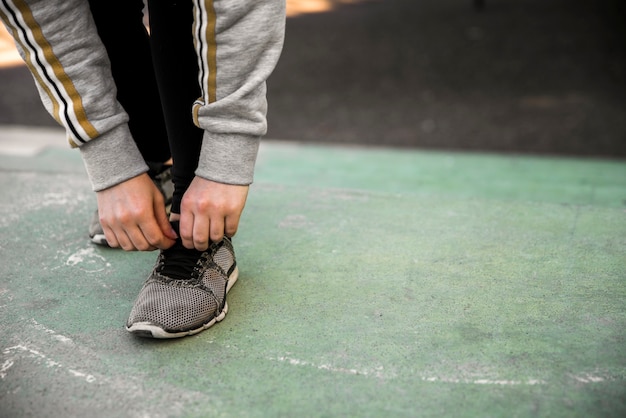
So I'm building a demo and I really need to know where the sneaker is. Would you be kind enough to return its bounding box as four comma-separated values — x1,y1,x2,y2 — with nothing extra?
126,229,238,339
89,162,173,246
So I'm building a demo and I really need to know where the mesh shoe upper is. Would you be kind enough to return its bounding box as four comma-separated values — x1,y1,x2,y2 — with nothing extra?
126,236,237,337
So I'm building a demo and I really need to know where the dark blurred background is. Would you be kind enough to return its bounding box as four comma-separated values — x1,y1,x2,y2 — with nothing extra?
1,0,625,158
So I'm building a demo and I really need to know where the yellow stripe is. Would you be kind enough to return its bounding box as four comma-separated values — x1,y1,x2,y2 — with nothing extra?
12,0,99,139
204,0,217,104
192,101,201,127
191,0,217,128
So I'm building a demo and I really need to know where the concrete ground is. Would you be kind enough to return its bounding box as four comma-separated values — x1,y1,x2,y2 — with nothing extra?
0,127,625,417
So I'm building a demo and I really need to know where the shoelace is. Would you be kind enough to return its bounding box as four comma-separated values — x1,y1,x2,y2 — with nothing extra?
156,241,207,281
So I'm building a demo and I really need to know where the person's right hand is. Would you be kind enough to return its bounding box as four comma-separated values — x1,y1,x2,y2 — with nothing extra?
96,173,177,251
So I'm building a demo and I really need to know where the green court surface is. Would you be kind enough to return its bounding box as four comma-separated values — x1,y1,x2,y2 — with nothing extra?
0,128,625,417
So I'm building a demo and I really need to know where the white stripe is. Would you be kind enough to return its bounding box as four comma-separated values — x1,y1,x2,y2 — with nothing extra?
194,0,212,105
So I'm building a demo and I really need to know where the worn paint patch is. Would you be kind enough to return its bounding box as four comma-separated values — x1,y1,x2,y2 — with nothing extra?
65,247,110,271
278,214,312,229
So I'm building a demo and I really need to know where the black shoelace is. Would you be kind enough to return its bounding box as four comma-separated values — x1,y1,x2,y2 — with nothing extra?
156,240,207,281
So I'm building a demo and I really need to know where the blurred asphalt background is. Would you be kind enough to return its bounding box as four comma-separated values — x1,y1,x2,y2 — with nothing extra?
1,0,625,158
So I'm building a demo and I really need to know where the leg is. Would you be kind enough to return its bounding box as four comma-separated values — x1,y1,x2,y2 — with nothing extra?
126,0,285,339
86,0,174,245
147,0,203,215
88,0,170,164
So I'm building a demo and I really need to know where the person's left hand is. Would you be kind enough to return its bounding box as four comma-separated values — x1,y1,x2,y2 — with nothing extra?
179,176,249,251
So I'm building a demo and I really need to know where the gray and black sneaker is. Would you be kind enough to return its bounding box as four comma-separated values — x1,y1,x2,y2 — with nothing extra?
89,162,174,246
126,226,238,339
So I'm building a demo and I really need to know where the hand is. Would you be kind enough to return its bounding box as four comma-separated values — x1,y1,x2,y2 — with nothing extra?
179,176,249,250
96,173,178,251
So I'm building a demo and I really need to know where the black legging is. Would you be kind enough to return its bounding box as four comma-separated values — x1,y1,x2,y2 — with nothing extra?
87,0,170,165
89,0,204,214
148,0,204,215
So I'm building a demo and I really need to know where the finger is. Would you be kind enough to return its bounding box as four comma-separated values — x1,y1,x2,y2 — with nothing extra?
112,206,153,251
121,223,155,251
179,211,195,249
208,216,225,244
193,215,211,251
151,191,177,240
224,214,240,238
152,202,177,249
101,224,120,248
138,227,162,250
130,238,156,252
135,223,162,252
114,228,137,251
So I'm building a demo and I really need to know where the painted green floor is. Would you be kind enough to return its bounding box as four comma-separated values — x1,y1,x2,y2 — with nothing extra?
0,127,625,417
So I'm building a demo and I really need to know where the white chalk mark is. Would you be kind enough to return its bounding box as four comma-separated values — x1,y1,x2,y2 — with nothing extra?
65,247,111,273
0,321,209,416
31,319,73,344
69,369,97,383
270,355,388,379
9,322,109,387
570,373,607,383
4,344,47,359
1,343,96,383
0,359,14,379
53,334,73,344
423,376,546,386
270,354,617,386
66,247,106,266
